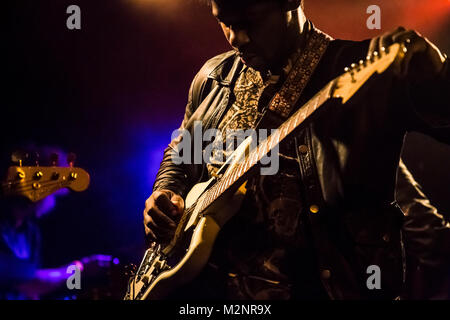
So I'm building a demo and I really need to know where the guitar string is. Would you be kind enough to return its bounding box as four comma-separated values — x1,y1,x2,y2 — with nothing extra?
2,180,74,194
1,169,80,188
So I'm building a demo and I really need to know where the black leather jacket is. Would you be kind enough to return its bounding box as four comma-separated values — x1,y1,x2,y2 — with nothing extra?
153,37,450,299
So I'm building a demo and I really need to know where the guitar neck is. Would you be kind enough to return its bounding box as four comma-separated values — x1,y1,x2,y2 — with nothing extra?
199,80,336,213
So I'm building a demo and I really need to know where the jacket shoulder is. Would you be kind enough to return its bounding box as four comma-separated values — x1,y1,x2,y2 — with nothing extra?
190,50,238,109
199,50,237,80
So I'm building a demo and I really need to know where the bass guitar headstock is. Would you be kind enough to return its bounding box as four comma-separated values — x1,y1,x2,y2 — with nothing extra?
2,151,90,202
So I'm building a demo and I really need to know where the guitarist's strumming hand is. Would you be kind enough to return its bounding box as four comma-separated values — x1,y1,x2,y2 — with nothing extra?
368,26,447,81
143,189,184,243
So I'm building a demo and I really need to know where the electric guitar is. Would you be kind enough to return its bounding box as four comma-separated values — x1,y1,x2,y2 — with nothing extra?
124,42,406,300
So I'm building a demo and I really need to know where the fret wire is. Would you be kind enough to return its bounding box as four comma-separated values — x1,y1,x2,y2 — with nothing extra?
264,134,272,153
261,136,269,156
224,172,232,186
306,101,312,116
257,140,267,162
256,137,265,157
270,129,281,152
244,154,252,172
218,177,226,194
238,159,246,177
228,166,236,185
282,121,290,139
213,184,219,201
300,108,307,121
304,99,312,117
232,164,240,183
230,164,238,182
241,157,249,173
313,95,319,111
205,195,212,209
289,115,297,133
205,188,213,208
229,167,238,185
204,191,210,208
208,190,215,206
248,148,257,168
265,136,272,154
218,178,225,194
234,163,242,182
294,110,300,128
218,183,224,195
305,99,313,118
252,146,259,165
225,173,233,188
252,146,258,164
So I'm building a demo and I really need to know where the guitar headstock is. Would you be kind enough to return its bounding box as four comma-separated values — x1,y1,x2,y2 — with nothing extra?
333,42,405,104
2,152,90,202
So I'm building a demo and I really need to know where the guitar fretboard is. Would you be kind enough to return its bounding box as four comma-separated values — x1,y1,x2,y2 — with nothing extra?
198,80,336,213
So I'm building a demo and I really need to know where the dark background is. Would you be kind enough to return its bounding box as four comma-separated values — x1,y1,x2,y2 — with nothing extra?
3,0,450,282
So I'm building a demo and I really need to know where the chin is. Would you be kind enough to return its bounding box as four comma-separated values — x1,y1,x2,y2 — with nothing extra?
241,56,267,72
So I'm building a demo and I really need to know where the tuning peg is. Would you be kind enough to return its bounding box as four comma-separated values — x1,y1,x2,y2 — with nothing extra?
351,62,361,72
11,150,28,167
67,152,76,167
50,153,59,166
30,151,40,166
345,66,356,83
372,51,379,61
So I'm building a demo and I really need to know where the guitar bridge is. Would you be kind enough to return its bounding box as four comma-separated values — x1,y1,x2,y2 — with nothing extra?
125,242,171,300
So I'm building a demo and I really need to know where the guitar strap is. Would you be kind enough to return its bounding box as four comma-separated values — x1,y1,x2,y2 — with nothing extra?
266,27,333,119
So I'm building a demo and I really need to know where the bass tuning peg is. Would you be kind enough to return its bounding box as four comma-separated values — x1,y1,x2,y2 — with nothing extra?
50,153,59,166
11,150,29,167
67,152,77,167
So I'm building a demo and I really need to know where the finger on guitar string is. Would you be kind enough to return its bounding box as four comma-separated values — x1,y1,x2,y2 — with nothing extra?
144,223,157,242
155,191,183,219
146,204,177,228
145,192,177,226
145,215,176,239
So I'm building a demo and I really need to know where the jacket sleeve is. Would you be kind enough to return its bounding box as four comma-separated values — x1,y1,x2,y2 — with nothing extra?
396,159,450,267
152,71,205,198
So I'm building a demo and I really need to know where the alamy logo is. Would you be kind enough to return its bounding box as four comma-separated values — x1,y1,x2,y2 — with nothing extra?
366,5,381,30
66,5,81,30
366,265,381,290
170,121,280,175
66,265,81,290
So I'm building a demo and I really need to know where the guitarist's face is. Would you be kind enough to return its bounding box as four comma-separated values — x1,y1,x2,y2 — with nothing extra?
212,0,300,74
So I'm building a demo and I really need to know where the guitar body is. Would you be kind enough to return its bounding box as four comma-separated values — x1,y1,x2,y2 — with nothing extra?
127,179,248,300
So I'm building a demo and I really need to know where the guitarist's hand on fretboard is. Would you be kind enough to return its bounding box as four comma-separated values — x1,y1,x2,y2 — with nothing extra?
368,26,447,81
143,189,184,244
